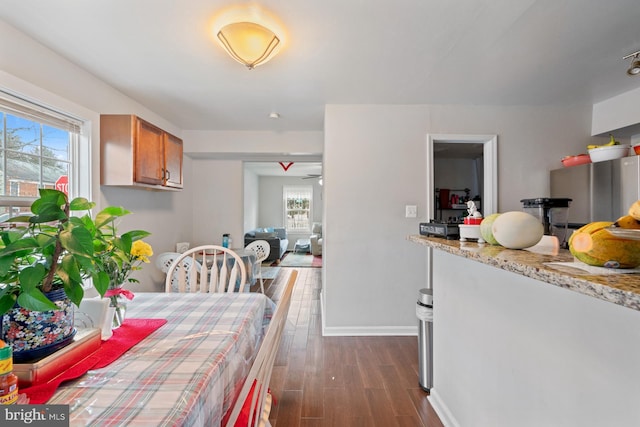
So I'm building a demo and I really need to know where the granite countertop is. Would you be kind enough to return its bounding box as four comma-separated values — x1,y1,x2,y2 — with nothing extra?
408,234,640,312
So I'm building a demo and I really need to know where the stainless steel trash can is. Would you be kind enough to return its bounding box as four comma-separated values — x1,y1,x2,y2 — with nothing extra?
416,288,433,392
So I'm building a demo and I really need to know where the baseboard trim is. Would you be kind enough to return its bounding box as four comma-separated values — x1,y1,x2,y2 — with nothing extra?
322,325,417,336
428,388,460,427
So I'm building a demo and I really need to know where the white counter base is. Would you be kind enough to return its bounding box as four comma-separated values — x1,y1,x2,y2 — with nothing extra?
431,250,640,427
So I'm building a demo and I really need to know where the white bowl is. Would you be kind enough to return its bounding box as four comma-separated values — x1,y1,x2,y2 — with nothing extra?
458,224,484,242
588,145,630,163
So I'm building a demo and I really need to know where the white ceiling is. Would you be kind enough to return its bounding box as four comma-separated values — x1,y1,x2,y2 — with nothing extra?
2,0,640,133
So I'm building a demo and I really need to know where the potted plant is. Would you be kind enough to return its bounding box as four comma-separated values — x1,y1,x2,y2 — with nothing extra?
0,189,150,361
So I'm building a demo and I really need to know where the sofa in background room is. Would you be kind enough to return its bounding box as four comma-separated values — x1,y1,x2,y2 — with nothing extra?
244,227,288,263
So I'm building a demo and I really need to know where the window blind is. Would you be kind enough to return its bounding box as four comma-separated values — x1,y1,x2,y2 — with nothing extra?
0,89,82,133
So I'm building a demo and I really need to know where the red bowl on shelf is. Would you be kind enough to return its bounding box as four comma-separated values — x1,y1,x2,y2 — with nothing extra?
561,154,591,167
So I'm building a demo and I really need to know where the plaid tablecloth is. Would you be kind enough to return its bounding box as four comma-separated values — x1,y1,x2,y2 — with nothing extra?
49,292,275,426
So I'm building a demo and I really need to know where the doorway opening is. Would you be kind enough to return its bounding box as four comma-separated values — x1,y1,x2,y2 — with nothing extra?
243,160,323,250
426,134,497,221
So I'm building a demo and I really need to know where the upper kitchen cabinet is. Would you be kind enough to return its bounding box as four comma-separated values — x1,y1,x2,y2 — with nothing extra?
100,115,183,190
592,86,640,137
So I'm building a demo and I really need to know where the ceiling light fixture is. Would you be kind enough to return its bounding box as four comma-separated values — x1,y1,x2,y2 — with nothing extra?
217,21,280,69
623,50,640,76
269,112,280,119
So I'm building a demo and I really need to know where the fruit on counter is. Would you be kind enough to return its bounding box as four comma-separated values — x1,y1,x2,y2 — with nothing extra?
629,200,640,221
491,211,544,249
587,134,618,150
569,221,640,268
613,215,640,229
480,213,501,245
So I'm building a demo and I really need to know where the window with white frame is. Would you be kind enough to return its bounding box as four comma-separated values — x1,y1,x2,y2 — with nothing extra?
284,185,312,232
0,90,85,223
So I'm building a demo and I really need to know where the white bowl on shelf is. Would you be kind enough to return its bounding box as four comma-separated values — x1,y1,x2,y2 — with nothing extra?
588,145,630,163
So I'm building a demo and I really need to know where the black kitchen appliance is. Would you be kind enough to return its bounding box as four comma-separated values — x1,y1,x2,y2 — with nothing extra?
521,198,572,248
419,221,460,240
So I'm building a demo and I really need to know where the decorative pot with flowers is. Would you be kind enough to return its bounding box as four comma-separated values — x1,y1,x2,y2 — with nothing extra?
0,189,150,361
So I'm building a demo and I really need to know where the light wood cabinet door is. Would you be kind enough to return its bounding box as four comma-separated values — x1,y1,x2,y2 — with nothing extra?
163,132,183,188
101,114,183,190
134,119,164,186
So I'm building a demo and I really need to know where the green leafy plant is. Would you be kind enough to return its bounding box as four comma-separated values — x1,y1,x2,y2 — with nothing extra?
0,189,150,316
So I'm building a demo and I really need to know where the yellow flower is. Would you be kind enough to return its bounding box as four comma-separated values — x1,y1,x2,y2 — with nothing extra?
131,240,153,263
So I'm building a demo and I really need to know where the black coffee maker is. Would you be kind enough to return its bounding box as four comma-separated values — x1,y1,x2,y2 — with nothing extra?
521,198,572,248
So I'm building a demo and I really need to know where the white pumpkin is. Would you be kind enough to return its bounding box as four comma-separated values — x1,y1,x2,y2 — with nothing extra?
491,211,544,249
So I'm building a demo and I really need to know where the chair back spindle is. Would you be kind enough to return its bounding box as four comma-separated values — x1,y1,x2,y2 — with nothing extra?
164,245,248,293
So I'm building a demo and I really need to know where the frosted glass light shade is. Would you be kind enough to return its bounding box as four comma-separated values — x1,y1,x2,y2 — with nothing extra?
217,22,280,69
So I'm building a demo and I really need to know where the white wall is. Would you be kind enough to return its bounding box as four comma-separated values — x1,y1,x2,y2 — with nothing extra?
592,85,640,136
183,130,323,155
189,160,245,248
323,104,594,334
244,168,260,232
434,158,481,196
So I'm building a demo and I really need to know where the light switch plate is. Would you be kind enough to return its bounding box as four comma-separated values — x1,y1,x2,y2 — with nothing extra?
405,205,417,218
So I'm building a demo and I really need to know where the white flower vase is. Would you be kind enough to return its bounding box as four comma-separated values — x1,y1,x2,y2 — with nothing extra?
103,306,115,340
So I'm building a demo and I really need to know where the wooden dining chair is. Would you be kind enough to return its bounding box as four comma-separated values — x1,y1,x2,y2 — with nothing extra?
244,240,271,294
224,269,298,427
164,245,248,293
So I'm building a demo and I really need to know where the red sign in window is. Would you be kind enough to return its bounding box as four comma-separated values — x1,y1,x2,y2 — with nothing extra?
55,175,68,195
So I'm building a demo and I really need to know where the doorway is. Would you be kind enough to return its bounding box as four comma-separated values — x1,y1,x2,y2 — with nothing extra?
243,160,323,244
426,134,497,220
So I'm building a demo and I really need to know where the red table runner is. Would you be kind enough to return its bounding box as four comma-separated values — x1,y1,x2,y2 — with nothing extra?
19,318,167,404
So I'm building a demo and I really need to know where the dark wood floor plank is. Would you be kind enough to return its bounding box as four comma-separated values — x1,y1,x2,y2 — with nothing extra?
299,419,323,427
396,414,426,427
273,389,303,427
323,386,372,426
407,388,445,427
300,371,324,418
379,366,422,416
356,348,387,389
261,266,443,427
275,332,294,366
365,387,403,427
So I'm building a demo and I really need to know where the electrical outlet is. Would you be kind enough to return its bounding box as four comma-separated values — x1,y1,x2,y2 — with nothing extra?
405,205,417,218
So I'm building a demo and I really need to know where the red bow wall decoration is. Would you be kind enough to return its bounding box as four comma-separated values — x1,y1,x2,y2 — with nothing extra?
279,162,294,171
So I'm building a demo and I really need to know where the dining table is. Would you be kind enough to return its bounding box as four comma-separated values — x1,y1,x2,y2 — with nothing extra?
46,292,275,426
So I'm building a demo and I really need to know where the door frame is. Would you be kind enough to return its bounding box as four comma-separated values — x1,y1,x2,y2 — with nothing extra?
426,134,498,220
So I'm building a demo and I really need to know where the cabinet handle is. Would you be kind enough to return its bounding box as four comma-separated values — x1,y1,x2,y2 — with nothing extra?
165,169,170,181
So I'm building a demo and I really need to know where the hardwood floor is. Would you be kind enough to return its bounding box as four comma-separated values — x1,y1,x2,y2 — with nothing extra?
260,267,444,427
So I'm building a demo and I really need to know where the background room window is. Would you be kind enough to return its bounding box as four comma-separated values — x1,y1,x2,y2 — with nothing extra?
284,185,312,232
0,90,84,223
